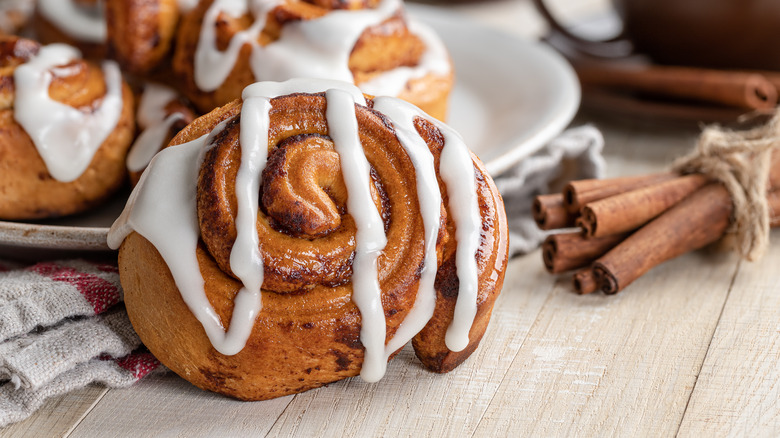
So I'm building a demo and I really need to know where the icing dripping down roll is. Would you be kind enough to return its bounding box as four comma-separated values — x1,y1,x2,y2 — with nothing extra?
0,36,134,221
173,0,454,119
127,83,195,185
37,0,107,44
109,79,508,401
14,43,123,182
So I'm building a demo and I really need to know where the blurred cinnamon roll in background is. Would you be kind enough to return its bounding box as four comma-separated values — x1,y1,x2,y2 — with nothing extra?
27,0,454,120
126,82,196,185
0,35,134,220
33,0,107,58
105,0,188,75
109,79,507,400
103,0,453,120
0,0,34,36
172,0,453,118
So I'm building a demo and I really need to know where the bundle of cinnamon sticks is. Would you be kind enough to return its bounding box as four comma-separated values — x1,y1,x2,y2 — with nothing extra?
533,155,780,295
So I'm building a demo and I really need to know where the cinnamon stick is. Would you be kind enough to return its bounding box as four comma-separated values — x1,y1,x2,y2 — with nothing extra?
592,183,732,294
574,62,778,110
770,190,780,227
563,172,678,214
579,174,710,237
542,231,628,274
769,150,780,191
573,268,599,295
753,71,780,98
533,193,576,230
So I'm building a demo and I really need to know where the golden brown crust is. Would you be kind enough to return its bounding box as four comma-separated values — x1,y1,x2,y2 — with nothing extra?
119,92,505,400
106,0,180,74
0,36,135,220
121,232,367,401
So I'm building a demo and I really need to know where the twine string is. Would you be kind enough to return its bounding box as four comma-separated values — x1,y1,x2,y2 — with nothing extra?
672,113,779,261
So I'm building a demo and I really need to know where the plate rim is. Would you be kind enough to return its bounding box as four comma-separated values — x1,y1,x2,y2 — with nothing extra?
0,5,580,253
407,4,580,176
0,220,109,250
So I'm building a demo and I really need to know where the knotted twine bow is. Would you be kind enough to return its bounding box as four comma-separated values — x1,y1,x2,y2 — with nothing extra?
672,113,780,261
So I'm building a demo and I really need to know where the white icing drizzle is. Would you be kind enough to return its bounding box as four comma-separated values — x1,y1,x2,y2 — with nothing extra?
227,93,270,338
194,0,272,92
14,43,124,183
372,97,442,361
109,79,481,381
127,83,185,173
243,77,367,104
136,83,180,129
177,0,199,13
437,126,480,352
37,0,106,44
127,115,184,172
326,88,388,382
358,20,451,98
248,0,398,86
109,123,264,356
193,0,450,98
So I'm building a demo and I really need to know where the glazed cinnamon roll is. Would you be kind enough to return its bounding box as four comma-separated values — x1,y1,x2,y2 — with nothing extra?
171,0,453,119
109,79,507,400
33,0,107,59
0,36,134,220
127,82,196,185
105,0,191,74
0,0,34,36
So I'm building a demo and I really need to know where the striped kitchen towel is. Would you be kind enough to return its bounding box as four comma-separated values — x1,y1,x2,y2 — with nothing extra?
0,259,164,428
494,125,606,255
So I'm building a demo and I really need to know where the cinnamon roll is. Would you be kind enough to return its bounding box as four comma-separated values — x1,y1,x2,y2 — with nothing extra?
127,82,196,185
33,0,107,59
0,36,134,220
105,0,190,74
109,79,507,400
171,0,453,119
0,0,34,36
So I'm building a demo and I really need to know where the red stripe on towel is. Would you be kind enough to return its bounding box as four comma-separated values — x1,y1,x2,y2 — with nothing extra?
114,352,162,379
28,262,120,314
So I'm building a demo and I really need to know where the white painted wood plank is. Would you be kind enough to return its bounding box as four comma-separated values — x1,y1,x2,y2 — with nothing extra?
67,373,292,438
678,232,780,436
61,253,552,437
472,249,740,436
263,253,555,437
0,386,106,438
597,118,699,178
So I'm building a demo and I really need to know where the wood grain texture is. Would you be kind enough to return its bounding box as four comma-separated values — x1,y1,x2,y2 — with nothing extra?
0,386,106,438
263,254,555,438
471,249,740,437
678,233,780,436
67,374,292,437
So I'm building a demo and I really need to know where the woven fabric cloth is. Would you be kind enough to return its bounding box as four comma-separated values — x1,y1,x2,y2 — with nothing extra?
494,125,606,255
0,259,163,428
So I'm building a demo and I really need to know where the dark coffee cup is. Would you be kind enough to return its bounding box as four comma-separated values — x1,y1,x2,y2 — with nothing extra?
533,0,780,70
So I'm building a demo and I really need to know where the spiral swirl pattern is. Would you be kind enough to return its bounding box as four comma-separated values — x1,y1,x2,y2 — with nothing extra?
112,80,507,400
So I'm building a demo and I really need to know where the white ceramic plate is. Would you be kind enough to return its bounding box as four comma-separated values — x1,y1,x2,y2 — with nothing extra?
0,5,580,257
410,4,580,175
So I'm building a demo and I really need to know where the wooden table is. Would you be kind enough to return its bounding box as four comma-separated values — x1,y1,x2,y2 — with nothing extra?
4,1,780,436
